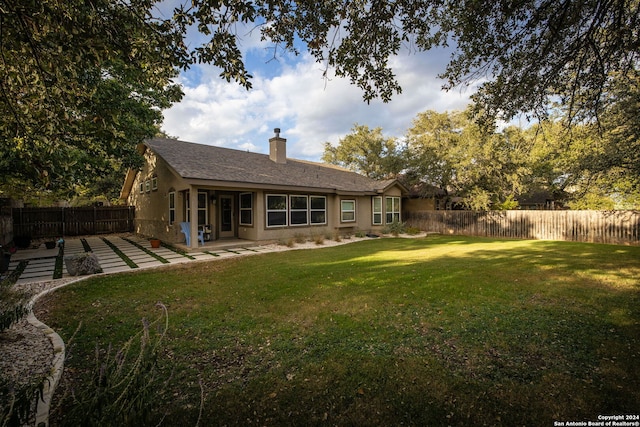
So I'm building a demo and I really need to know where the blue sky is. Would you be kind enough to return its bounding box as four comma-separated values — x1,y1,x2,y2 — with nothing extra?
160,24,478,162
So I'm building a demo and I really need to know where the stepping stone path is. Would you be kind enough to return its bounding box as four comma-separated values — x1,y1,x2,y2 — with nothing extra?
3,236,274,285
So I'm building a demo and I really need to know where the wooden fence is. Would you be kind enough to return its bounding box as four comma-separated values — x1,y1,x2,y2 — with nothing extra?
404,210,640,246
11,206,135,238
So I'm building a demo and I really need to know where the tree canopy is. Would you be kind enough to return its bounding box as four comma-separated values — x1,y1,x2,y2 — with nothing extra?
0,0,184,197
328,105,639,210
322,124,403,179
2,0,637,199
403,110,529,210
174,0,638,120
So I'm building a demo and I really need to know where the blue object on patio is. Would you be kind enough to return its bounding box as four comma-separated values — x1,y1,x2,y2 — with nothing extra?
180,222,205,246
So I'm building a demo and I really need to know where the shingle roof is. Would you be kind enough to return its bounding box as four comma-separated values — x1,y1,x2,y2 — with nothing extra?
146,138,398,194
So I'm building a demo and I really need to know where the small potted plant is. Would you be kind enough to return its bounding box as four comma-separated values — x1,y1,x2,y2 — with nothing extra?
149,237,161,248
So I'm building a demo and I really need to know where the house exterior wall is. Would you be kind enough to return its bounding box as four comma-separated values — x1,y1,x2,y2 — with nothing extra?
127,150,405,245
127,149,187,242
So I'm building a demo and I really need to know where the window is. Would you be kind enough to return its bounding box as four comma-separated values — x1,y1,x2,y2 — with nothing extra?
145,179,151,193
240,193,253,225
197,191,208,226
266,194,287,227
290,195,308,225
386,196,401,224
341,200,356,222
139,182,144,194
168,192,175,225
372,197,383,225
310,196,326,224
185,192,190,222
151,176,158,191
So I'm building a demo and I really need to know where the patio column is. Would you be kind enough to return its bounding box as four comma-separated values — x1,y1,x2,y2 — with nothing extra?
189,186,199,249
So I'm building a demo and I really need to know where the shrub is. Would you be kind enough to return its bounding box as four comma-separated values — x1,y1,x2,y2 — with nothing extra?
59,303,171,426
0,374,48,426
0,268,30,332
294,233,307,244
382,220,406,236
312,233,325,245
405,226,421,235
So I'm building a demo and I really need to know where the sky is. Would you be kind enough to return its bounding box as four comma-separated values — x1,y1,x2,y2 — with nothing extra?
160,23,479,162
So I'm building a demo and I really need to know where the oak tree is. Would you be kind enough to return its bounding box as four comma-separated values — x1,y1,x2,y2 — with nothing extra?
322,124,403,179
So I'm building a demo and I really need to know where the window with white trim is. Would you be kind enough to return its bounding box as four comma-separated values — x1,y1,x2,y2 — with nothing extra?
341,200,356,222
168,192,175,225
310,196,326,224
145,179,151,193
372,196,383,225
266,194,288,227
151,176,158,191
139,182,144,194
197,191,208,226
290,195,308,225
240,193,253,225
386,196,401,224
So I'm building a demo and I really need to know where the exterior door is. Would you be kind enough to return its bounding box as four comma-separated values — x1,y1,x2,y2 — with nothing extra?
219,195,235,238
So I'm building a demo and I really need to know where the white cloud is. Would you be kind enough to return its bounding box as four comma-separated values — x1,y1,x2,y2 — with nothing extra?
161,46,478,161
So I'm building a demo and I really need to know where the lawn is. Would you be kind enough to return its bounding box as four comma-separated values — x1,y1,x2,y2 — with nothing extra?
37,236,640,426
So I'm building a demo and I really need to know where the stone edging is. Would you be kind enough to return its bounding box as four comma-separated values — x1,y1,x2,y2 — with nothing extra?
26,277,89,427
21,235,422,425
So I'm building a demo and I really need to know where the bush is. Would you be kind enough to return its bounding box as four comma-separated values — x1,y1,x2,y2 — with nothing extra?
311,232,325,245
0,274,30,332
293,233,307,244
58,303,171,426
382,220,406,236
0,374,48,426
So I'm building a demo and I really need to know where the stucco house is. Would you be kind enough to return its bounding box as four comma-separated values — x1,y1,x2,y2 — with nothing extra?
119,130,407,248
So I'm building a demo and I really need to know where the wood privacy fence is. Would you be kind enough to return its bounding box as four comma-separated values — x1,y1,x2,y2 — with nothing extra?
11,206,135,238
405,210,640,246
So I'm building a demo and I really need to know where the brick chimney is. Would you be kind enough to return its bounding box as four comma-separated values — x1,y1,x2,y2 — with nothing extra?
269,128,286,164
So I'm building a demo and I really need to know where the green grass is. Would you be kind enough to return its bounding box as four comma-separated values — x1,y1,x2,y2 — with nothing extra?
39,236,640,426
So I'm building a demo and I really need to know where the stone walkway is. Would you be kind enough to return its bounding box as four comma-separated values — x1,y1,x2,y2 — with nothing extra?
5,235,275,285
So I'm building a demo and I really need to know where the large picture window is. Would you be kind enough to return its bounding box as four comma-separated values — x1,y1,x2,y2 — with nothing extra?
290,195,308,225
386,196,401,224
310,196,326,224
267,194,288,227
372,196,382,225
341,200,356,222
240,193,253,225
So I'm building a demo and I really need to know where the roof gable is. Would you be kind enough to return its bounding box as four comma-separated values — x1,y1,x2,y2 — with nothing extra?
145,138,402,194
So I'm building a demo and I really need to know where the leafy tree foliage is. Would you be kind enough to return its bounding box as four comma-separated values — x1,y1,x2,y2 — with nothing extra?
2,0,636,200
174,0,638,119
0,0,184,194
404,110,529,210
322,124,403,179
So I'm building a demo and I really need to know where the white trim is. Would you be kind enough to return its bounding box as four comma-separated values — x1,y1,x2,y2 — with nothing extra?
341,199,356,222
266,194,288,227
289,195,309,226
310,196,327,225
372,196,383,225
239,192,253,226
